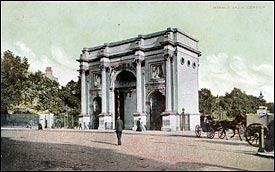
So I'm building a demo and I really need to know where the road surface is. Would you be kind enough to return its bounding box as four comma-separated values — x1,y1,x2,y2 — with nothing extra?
1,128,273,171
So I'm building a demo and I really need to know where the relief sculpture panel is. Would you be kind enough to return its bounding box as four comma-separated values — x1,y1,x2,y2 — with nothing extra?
93,73,101,88
151,64,164,80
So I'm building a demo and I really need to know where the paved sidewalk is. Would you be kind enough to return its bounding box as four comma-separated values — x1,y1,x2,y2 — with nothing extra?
257,151,274,158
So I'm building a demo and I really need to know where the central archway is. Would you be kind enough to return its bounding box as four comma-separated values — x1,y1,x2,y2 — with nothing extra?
114,70,136,129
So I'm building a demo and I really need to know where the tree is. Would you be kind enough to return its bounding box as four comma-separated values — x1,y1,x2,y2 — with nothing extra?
221,88,268,118
1,50,68,114
58,78,81,128
59,78,81,116
222,88,249,117
246,95,263,113
24,70,65,114
1,50,29,113
199,88,216,114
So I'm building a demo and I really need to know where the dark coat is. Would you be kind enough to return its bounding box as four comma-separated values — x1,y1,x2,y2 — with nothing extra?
115,119,123,132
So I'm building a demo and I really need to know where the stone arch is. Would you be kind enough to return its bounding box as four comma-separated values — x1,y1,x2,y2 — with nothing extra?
110,68,136,91
92,96,101,129
115,70,136,88
146,88,165,103
146,90,165,130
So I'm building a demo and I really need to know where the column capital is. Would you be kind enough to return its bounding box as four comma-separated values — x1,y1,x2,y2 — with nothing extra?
134,50,145,64
163,44,175,61
79,67,88,74
99,64,107,71
163,50,174,61
100,57,110,70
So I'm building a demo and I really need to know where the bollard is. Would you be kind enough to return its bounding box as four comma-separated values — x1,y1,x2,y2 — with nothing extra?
258,125,265,152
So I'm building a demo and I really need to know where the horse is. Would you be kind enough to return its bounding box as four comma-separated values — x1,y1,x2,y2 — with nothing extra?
218,113,246,141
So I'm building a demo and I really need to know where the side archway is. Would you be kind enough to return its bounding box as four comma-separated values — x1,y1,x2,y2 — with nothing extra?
146,90,165,130
92,97,101,129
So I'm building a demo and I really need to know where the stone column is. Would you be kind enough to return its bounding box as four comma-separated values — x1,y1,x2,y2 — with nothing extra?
81,69,87,115
79,49,90,128
134,51,144,114
164,54,172,112
101,66,107,114
136,60,142,114
161,50,177,131
109,89,115,129
98,57,112,130
133,50,146,131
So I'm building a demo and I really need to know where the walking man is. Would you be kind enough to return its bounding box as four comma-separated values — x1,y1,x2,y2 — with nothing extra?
115,116,123,145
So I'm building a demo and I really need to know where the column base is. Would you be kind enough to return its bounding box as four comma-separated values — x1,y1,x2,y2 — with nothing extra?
161,111,176,116
188,113,201,131
133,112,145,116
161,111,178,131
79,114,90,129
98,112,109,117
98,113,113,130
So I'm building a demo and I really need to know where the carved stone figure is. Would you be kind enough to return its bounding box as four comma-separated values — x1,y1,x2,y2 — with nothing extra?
94,74,101,87
152,64,163,79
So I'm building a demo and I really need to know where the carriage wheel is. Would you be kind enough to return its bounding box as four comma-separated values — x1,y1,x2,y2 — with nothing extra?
207,128,215,139
245,123,267,147
218,129,226,139
195,125,201,137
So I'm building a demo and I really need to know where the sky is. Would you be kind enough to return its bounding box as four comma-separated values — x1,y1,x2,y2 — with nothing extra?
1,1,274,102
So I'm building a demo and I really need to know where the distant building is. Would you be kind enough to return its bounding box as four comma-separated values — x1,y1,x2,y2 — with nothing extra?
45,67,58,82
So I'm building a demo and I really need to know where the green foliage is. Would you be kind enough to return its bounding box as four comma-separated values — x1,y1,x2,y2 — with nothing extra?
1,50,29,113
1,50,80,117
59,78,81,116
199,88,216,114
221,88,267,117
223,88,249,116
27,71,65,114
199,87,272,119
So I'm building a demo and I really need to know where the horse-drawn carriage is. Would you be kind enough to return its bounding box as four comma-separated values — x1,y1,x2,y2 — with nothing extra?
195,107,274,151
195,115,222,139
244,106,274,150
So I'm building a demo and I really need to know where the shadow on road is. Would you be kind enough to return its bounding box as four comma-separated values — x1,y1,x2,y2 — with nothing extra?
174,161,242,171
123,132,198,139
91,140,118,146
198,139,249,146
1,137,244,171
